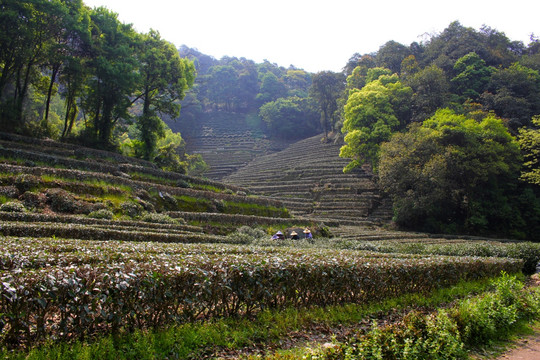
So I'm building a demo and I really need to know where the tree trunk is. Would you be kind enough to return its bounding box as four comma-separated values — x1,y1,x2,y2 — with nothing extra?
43,64,60,129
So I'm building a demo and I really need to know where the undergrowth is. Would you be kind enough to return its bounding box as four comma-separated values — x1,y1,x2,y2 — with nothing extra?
0,275,508,359
293,273,540,360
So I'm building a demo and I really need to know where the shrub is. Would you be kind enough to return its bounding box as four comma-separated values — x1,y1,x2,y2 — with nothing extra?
0,186,19,199
176,179,191,188
121,201,143,218
45,188,77,213
88,209,114,220
21,191,46,210
0,201,26,213
14,174,39,193
226,226,267,244
213,199,225,212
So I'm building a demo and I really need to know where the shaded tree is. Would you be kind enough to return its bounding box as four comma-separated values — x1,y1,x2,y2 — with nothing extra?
376,40,411,74
310,71,345,137
81,7,139,148
379,109,539,239
406,64,451,122
481,63,540,130
259,96,319,139
451,52,494,102
135,30,195,160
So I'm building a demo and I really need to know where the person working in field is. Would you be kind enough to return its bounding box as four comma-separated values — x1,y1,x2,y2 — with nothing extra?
303,228,312,239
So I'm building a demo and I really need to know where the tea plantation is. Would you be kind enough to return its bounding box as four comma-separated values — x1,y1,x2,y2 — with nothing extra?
1,131,540,358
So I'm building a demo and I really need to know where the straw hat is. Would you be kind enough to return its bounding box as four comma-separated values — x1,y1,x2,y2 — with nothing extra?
303,228,311,233
290,231,298,236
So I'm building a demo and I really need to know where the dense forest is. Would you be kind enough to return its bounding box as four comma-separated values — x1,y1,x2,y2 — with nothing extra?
1,0,539,239
0,0,204,174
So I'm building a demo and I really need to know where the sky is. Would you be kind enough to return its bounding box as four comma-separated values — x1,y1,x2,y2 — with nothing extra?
83,0,540,73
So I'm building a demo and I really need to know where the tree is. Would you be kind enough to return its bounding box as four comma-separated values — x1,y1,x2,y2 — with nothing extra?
259,96,319,139
135,30,195,160
310,71,345,137
340,74,412,171
518,115,540,185
43,0,91,135
82,7,139,148
451,52,495,101
376,40,411,74
256,72,287,105
0,0,67,130
379,109,539,239
405,64,451,122
481,63,540,130
205,65,238,111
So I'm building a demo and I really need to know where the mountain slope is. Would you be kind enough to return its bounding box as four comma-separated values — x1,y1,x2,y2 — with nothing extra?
223,134,393,226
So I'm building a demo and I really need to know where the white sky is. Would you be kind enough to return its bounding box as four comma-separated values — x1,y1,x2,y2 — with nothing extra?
83,0,540,73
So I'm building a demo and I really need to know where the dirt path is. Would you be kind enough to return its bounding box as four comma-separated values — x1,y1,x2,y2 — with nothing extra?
494,331,540,360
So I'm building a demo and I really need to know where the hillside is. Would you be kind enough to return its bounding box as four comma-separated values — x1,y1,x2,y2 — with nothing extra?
171,111,294,180
0,131,316,241
223,133,393,226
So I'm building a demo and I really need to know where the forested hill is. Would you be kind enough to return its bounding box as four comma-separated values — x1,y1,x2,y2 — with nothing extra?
175,22,540,240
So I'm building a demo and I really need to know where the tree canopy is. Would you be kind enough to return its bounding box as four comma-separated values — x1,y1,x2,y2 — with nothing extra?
0,0,197,173
378,109,539,239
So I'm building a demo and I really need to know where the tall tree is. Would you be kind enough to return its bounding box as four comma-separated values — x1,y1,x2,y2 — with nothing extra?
0,0,66,129
451,52,495,102
339,74,412,171
135,30,195,160
310,71,345,138
259,96,319,138
481,63,540,130
405,64,451,122
42,0,90,133
83,6,139,148
376,40,411,74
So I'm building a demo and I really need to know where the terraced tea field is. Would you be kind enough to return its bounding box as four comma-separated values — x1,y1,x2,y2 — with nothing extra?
1,131,540,358
224,134,393,226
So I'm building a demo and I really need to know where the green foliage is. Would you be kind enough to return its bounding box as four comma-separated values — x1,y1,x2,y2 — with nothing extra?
518,115,540,185
481,63,540,130
379,109,540,238
451,52,495,101
306,274,540,360
340,74,412,171
310,71,346,137
87,209,114,220
0,201,26,213
405,64,451,122
259,96,320,138
140,212,180,224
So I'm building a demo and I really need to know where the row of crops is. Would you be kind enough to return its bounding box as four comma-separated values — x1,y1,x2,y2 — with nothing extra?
0,236,523,349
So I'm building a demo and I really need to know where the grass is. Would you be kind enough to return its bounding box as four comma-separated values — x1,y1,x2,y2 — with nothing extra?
1,275,506,359
40,174,133,194
223,201,290,218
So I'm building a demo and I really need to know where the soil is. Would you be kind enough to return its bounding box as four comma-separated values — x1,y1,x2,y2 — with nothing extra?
494,331,540,360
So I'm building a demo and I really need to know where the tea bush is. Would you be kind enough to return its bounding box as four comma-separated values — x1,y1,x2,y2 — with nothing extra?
0,201,26,213
87,209,114,220
140,212,182,224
